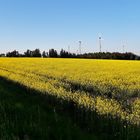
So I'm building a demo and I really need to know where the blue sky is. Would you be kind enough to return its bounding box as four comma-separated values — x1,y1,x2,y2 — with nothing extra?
0,0,140,54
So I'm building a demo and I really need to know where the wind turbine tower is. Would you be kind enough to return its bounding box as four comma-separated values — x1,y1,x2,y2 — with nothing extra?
123,44,125,53
79,41,82,54
68,45,70,53
99,36,102,52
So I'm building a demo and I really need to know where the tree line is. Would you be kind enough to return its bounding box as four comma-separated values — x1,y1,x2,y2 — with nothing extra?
0,48,140,60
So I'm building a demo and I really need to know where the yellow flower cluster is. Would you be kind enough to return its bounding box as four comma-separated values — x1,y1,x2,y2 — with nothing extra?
0,58,139,125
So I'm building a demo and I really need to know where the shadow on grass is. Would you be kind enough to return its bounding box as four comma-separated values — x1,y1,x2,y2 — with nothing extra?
0,76,139,140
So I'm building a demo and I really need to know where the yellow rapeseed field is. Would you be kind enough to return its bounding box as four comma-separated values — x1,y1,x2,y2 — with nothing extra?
0,58,139,126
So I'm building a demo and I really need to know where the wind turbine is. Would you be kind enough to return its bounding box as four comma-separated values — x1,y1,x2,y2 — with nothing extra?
98,33,103,52
123,44,125,53
99,36,102,52
122,41,126,53
68,45,70,53
79,41,82,54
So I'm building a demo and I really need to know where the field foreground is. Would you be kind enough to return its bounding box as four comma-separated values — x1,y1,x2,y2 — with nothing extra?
0,58,140,139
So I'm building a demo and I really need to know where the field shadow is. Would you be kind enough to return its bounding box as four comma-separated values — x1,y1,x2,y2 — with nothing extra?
0,76,99,140
0,76,139,140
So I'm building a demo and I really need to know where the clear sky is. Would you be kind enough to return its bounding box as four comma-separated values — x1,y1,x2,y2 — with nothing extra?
0,0,140,54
